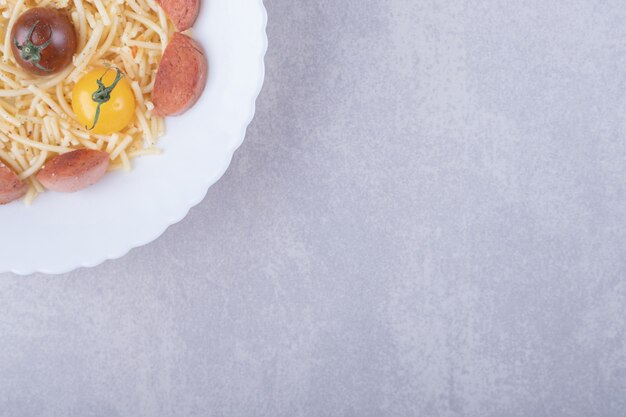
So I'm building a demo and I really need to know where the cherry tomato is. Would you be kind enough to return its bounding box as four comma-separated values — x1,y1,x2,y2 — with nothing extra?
10,8,77,76
72,68,136,134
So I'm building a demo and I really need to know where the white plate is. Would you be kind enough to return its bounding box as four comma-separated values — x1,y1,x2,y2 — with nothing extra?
0,0,268,275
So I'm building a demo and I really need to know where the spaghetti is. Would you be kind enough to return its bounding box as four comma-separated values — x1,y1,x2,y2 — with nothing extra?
0,0,173,204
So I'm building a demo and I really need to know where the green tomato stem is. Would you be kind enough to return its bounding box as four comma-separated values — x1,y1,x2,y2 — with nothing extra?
87,68,125,131
13,20,52,72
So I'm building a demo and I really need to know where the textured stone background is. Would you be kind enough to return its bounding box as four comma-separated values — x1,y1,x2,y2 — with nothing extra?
1,1,626,416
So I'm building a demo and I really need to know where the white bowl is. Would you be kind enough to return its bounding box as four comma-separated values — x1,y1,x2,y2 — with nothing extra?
0,0,268,275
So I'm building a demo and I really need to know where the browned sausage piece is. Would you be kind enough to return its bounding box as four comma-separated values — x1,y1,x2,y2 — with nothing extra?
155,0,200,31
152,33,208,117
0,162,27,204
36,149,110,193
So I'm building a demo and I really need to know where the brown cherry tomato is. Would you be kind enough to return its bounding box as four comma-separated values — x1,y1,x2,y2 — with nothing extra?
10,7,77,76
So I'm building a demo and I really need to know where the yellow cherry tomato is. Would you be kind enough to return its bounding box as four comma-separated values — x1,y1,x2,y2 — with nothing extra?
72,68,135,135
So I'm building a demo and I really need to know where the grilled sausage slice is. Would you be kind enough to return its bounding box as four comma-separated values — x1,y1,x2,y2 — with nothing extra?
155,0,200,31
37,149,110,193
0,163,27,204
152,33,208,117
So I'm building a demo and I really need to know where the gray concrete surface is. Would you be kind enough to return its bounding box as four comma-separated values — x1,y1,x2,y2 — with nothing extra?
1,1,626,416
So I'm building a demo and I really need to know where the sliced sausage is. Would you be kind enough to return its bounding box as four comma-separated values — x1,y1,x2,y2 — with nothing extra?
0,162,27,204
152,33,208,117
36,149,109,193
155,0,200,31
